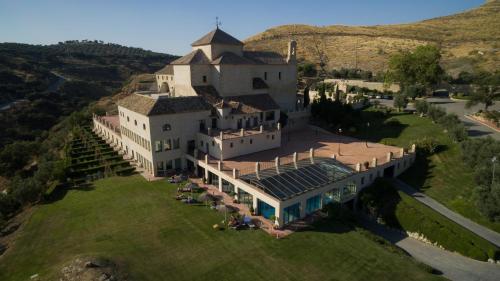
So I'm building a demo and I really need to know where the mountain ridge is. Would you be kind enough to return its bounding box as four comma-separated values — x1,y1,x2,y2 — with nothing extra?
244,0,499,75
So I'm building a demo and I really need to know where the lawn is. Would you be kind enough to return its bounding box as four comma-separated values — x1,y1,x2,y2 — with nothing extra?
353,109,500,233
0,175,441,281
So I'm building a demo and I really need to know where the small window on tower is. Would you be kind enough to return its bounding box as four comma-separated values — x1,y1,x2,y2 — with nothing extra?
203,75,207,83
278,72,282,80
264,72,267,80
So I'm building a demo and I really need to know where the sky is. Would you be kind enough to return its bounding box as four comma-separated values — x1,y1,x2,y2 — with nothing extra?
0,0,485,56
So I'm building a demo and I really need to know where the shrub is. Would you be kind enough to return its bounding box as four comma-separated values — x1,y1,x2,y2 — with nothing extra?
414,100,429,115
427,105,446,122
0,193,21,218
414,137,439,155
448,123,468,142
437,113,461,128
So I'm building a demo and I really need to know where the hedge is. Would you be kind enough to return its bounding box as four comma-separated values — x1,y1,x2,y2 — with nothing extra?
360,179,500,261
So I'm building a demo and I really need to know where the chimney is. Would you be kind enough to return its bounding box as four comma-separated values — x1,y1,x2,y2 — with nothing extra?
287,40,297,63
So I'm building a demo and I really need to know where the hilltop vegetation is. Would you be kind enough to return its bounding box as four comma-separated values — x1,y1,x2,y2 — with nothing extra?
0,41,175,147
245,0,500,76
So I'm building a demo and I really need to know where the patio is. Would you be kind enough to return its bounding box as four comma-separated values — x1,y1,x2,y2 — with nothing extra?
189,178,293,238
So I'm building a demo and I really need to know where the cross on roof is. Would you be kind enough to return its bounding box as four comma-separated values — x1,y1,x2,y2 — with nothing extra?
215,16,222,29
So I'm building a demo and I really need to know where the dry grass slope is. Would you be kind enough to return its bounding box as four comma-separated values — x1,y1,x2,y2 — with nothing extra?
244,0,500,76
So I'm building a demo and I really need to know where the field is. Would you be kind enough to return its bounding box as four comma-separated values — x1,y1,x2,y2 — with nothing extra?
353,110,500,233
0,175,441,281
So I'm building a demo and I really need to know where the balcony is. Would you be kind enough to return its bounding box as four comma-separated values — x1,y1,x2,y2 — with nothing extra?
199,124,280,141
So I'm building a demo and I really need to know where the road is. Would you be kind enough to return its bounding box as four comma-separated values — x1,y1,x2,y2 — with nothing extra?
371,97,500,140
360,217,500,281
392,179,500,248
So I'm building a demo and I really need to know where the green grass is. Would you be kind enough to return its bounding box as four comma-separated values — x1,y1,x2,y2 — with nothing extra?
0,175,441,281
353,109,500,233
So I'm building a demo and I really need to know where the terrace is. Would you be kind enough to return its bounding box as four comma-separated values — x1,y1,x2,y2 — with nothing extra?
93,114,121,135
191,126,409,202
215,126,403,174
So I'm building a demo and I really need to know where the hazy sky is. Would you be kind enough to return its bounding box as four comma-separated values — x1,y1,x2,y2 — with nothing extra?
0,0,485,55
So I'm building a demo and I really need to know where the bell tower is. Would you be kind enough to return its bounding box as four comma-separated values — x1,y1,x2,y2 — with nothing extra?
287,40,297,63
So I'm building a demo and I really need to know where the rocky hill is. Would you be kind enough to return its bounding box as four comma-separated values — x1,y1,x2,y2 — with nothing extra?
244,0,499,76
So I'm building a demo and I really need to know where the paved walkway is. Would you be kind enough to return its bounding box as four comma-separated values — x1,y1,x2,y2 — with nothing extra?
360,217,500,281
392,179,500,247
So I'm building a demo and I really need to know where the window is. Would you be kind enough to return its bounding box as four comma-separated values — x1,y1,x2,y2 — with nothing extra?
361,177,365,185
265,111,275,121
278,72,282,80
200,140,204,147
134,120,137,126
155,141,162,152
212,141,215,146
127,116,130,122
240,139,244,144
202,75,207,83
230,142,233,148
165,139,172,150
173,138,180,149
250,139,253,144
264,72,267,80
162,124,171,131
271,134,275,140
166,160,173,170
143,123,146,130
156,161,164,171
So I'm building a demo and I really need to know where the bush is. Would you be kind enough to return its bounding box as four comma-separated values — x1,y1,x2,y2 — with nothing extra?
448,123,468,142
437,113,461,129
476,183,500,222
0,193,21,218
414,137,439,155
414,100,429,115
427,105,446,122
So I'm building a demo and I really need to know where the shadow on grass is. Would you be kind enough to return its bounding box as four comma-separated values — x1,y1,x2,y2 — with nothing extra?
352,111,410,143
398,145,450,193
42,182,95,204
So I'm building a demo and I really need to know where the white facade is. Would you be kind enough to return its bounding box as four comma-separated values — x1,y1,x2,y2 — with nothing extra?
92,28,415,228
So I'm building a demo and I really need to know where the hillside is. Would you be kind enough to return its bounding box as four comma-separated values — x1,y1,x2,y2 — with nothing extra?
0,42,176,147
244,0,500,76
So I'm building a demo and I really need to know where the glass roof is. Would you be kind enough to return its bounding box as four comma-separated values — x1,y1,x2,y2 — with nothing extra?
239,157,354,201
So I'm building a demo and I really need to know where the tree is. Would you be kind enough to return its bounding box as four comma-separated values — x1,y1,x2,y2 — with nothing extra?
403,84,426,100
476,182,500,222
415,100,429,115
386,45,444,93
466,85,499,111
0,141,38,177
393,93,408,112
303,87,310,108
298,63,317,77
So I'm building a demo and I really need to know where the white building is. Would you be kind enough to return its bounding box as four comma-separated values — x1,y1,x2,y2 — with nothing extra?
93,28,415,227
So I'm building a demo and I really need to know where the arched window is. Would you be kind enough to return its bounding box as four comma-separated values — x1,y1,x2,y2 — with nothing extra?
162,124,171,131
